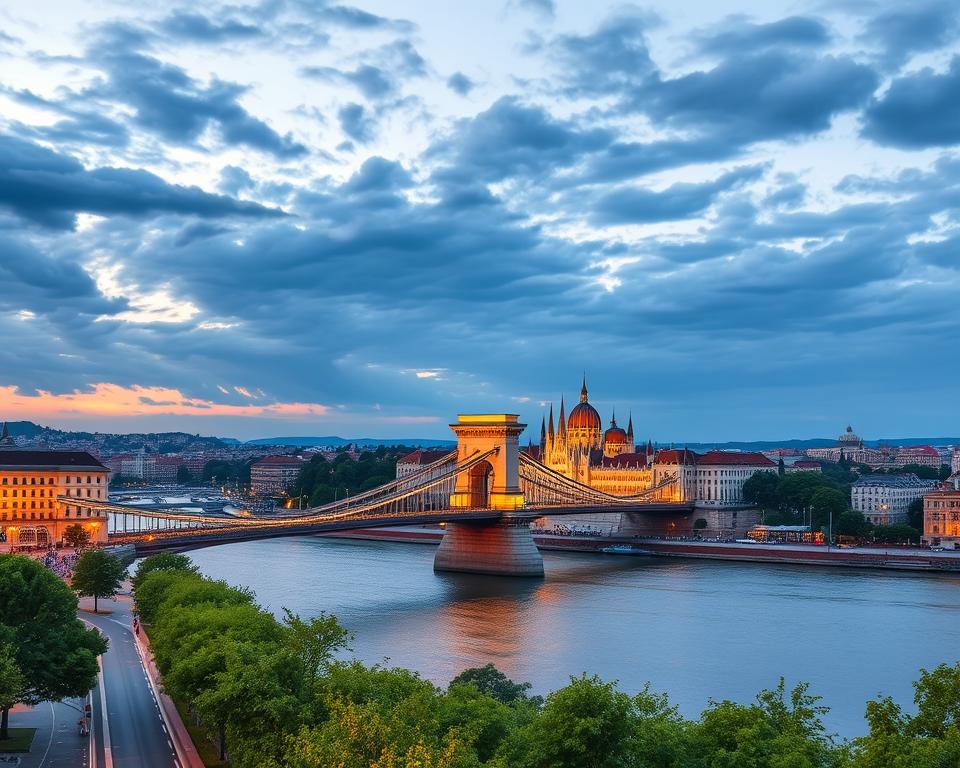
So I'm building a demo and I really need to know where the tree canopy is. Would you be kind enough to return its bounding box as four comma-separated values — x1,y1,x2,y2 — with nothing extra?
0,555,106,739
72,549,126,613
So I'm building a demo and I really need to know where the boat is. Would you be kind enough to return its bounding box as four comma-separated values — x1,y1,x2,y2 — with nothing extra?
601,544,650,555
201,501,225,513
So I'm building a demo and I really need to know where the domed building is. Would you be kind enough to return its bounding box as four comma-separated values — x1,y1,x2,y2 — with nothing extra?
567,378,602,451
602,411,631,459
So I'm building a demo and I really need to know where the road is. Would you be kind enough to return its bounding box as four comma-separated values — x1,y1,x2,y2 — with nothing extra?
81,592,179,768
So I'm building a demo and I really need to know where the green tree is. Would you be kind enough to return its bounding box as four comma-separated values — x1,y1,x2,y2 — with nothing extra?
0,644,25,741
450,663,534,705
743,471,781,511
131,552,198,592
907,498,924,531
872,524,921,544
72,549,126,613
810,487,849,533
836,510,872,538
0,555,106,739
176,464,194,484
62,523,91,550
281,609,351,692
517,674,636,768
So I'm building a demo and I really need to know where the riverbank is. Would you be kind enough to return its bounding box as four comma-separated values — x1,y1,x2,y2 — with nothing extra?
320,526,960,572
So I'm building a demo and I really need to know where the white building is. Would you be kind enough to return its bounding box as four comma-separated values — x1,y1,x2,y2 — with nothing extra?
952,449,960,475
851,474,936,526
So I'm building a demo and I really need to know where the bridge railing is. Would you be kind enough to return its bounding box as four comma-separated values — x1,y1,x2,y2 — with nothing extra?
519,453,679,506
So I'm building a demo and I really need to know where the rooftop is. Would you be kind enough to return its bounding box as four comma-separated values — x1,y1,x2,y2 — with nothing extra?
698,450,776,467
0,450,107,471
853,473,934,488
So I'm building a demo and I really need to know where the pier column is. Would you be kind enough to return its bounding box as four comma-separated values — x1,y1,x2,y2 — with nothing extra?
433,517,544,577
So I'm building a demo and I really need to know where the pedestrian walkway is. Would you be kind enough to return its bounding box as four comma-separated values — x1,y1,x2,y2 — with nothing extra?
0,699,90,768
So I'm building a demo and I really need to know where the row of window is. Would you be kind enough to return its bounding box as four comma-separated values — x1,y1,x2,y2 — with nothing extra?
0,475,103,485
1,508,100,520
928,512,960,522
0,488,102,499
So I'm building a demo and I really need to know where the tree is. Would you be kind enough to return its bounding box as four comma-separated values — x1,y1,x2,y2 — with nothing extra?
836,510,872,538
131,552,198,592
0,555,106,739
176,464,194,485
743,471,781,511
908,498,924,531
517,674,636,768
872,524,921,544
810,487,849,533
282,609,351,691
63,523,91,550
72,549,126,613
450,663,534,705
0,644,24,741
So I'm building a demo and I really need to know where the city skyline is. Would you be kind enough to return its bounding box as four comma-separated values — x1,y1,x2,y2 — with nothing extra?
2,1,959,439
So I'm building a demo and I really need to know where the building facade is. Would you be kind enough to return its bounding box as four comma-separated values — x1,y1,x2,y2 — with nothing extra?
952,449,960,475
250,455,304,496
806,426,883,465
923,479,960,547
0,429,110,547
851,473,935,526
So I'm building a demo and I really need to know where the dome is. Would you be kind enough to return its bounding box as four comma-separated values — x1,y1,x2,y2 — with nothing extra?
604,424,629,445
568,401,601,431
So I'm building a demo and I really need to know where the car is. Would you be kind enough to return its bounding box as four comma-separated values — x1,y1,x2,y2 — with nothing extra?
930,546,945,552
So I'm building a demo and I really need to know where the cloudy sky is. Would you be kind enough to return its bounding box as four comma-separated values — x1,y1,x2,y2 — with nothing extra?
1,0,958,442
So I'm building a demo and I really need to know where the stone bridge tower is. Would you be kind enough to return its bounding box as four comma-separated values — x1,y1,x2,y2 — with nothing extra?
434,414,543,577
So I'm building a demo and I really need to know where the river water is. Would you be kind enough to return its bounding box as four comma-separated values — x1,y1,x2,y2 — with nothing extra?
186,536,960,739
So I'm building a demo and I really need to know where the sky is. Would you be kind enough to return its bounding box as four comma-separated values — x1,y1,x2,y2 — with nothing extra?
0,0,958,442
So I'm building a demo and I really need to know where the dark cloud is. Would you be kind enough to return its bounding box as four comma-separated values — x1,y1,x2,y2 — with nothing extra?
549,12,657,97
337,103,376,143
512,0,555,17
447,72,475,96
430,96,614,185
158,11,262,42
0,85,130,148
861,2,960,70
303,64,396,99
0,135,283,228
861,56,960,148
84,31,307,158
590,165,766,225
301,40,426,101
695,15,830,55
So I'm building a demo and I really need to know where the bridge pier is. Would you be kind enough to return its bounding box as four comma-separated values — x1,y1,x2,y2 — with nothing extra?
434,517,544,577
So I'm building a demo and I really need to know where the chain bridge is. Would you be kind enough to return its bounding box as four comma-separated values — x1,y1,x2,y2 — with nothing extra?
83,414,693,576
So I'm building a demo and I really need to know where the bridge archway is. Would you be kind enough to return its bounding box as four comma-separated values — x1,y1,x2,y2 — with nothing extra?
466,460,494,508
448,414,526,511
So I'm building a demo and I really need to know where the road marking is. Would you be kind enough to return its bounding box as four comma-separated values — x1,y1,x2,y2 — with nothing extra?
35,701,55,767
89,690,97,768
97,655,114,768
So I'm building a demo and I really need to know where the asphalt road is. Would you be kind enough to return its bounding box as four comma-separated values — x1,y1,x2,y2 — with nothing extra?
82,597,179,768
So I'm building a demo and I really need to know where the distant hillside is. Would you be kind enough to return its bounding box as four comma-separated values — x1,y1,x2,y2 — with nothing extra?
680,437,960,452
0,420,228,451
244,435,457,449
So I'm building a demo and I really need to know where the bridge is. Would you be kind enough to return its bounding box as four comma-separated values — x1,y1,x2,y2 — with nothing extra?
90,414,693,577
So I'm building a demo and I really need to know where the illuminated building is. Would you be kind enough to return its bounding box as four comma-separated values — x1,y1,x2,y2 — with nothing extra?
806,426,883,465
396,449,454,509
0,426,109,547
923,479,960,547
250,455,304,495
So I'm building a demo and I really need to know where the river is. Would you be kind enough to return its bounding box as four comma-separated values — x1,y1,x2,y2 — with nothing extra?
186,535,960,739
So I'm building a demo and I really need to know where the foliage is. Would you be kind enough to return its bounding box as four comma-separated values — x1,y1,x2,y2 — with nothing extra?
131,552,198,592
203,459,254,487
71,549,126,612
908,498,924,531
743,472,781,511
0,643,25,718
131,565,960,768
176,464,195,484
835,511,872,538
871,524,921,543
450,663,535,704
291,448,405,506
0,555,106,739
62,523,91,550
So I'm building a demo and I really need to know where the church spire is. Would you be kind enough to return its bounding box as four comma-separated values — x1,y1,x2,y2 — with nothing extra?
610,407,617,427
558,396,567,441
547,404,555,440
0,422,13,449
580,375,588,403
627,412,634,441
539,415,546,450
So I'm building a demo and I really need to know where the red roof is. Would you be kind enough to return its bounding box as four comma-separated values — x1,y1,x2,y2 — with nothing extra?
397,449,449,465
653,449,698,465
253,455,304,467
899,445,939,456
698,450,776,467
